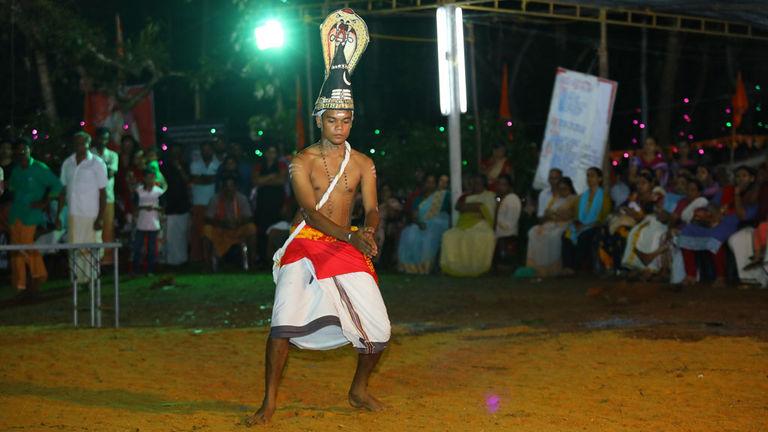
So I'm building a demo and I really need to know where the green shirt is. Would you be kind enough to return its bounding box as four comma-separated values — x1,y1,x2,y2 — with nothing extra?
9,158,63,227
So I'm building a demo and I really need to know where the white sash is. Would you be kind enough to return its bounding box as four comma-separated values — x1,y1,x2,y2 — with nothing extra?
272,142,351,282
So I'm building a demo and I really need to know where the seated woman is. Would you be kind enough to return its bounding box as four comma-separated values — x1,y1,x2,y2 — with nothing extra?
561,167,612,276
727,168,768,287
622,186,670,279
679,166,759,287
526,177,578,277
440,174,497,277
696,165,722,204
595,170,657,274
630,177,709,284
494,175,522,270
398,174,450,274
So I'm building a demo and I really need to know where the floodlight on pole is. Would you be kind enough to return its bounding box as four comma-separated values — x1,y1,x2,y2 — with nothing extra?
436,6,467,115
254,19,285,51
436,5,467,225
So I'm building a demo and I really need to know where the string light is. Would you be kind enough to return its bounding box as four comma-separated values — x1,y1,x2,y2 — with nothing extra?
611,160,618,167
438,126,445,132
161,144,168,151
31,129,38,135
698,148,704,155
505,121,512,127
369,148,376,154
688,134,694,140
123,124,129,130
639,123,646,129
725,122,732,128
257,130,264,136
632,119,638,125
79,121,86,127
210,128,217,134
462,160,467,166
683,97,690,104
374,129,381,135
161,126,168,132
623,152,630,158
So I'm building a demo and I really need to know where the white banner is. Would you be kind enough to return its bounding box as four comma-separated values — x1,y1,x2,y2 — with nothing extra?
534,68,618,194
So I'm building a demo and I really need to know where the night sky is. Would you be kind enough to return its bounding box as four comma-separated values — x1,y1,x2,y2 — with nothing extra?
4,0,767,152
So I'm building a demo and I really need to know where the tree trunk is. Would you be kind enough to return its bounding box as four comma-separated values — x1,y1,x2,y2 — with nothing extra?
34,49,58,124
508,30,536,117
655,31,682,147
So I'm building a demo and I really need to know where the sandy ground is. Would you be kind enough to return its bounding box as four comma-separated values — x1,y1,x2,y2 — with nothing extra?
0,322,766,431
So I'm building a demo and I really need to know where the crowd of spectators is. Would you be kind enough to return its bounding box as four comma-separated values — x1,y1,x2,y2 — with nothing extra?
1,129,766,296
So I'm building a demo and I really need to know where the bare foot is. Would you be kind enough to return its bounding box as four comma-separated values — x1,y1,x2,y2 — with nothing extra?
349,391,384,412
244,403,275,427
682,276,697,286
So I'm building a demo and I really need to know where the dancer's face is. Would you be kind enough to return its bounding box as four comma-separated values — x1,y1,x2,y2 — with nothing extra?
317,110,353,146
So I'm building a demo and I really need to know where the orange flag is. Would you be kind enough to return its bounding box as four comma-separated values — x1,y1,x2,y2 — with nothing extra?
732,72,748,129
499,63,512,120
295,76,306,151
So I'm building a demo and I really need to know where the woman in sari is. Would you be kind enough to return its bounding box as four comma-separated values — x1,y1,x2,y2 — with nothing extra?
561,167,612,275
595,170,657,274
679,166,759,286
440,174,497,277
526,177,578,277
398,175,450,274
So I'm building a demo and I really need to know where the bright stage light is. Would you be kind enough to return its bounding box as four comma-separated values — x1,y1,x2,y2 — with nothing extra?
254,19,285,51
436,6,467,115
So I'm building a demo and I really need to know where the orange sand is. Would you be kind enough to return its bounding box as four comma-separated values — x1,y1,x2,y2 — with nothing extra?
0,325,766,431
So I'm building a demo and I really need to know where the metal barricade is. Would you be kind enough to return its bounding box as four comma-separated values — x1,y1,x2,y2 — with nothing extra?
0,242,121,327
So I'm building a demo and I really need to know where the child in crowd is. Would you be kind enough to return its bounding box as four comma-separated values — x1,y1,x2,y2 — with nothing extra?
133,168,167,276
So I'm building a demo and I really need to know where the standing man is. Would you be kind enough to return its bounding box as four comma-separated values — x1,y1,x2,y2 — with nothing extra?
91,127,120,265
189,141,220,262
246,9,389,426
8,138,63,295
60,131,108,284
161,145,191,266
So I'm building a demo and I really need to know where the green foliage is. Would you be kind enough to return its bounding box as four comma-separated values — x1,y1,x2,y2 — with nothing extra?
369,111,537,195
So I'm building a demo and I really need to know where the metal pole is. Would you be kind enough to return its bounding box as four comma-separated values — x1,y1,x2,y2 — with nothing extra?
114,245,120,328
89,249,96,327
71,251,78,327
598,8,611,190
468,22,483,171
305,19,315,145
96,250,102,328
448,6,464,225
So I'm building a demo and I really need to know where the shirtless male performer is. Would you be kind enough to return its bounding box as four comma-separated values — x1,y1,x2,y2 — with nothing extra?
246,9,390,426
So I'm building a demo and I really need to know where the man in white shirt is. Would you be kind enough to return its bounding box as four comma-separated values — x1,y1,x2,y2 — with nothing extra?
494,175,522,270
189,141,220,262
537,168,562,219
91,127,120,265
60,131,108,284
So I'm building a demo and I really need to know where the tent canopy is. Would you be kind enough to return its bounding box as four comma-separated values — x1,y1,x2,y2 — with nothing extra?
555,0,768,29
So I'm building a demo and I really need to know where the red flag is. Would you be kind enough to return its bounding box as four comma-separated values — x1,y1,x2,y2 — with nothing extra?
732,72,748,129
295,76,306,151
499,63,512,120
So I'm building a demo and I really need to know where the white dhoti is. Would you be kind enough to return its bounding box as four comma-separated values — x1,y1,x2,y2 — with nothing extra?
68,215,103,284
728,227,768,287
164,213,189,265
270,226,390,354
622,215,667,272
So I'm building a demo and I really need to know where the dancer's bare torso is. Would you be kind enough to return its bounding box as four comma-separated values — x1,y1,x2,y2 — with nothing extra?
290,143,377,229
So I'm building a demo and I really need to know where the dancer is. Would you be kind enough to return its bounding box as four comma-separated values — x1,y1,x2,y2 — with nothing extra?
246,9,390,426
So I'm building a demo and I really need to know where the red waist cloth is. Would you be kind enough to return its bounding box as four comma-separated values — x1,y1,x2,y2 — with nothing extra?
281,225,377,282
